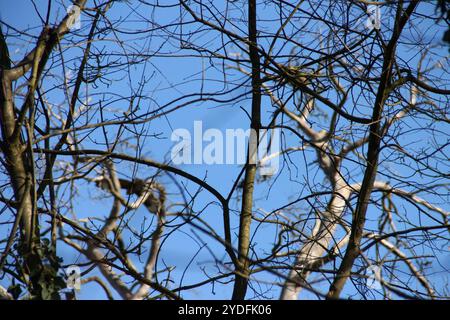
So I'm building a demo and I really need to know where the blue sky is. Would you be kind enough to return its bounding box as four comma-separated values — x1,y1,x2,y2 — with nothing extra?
0,0,448,300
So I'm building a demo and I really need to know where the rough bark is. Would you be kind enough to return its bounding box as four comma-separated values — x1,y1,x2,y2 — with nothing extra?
232,0,261,300
326,1,419,299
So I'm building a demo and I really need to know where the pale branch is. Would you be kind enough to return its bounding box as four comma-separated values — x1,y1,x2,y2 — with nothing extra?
3,0,88,82
0,285,13,300
365,233,436,298
131,184,166,300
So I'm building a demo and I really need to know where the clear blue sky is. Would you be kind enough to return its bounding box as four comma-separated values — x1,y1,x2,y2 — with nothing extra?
0,0,448,300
